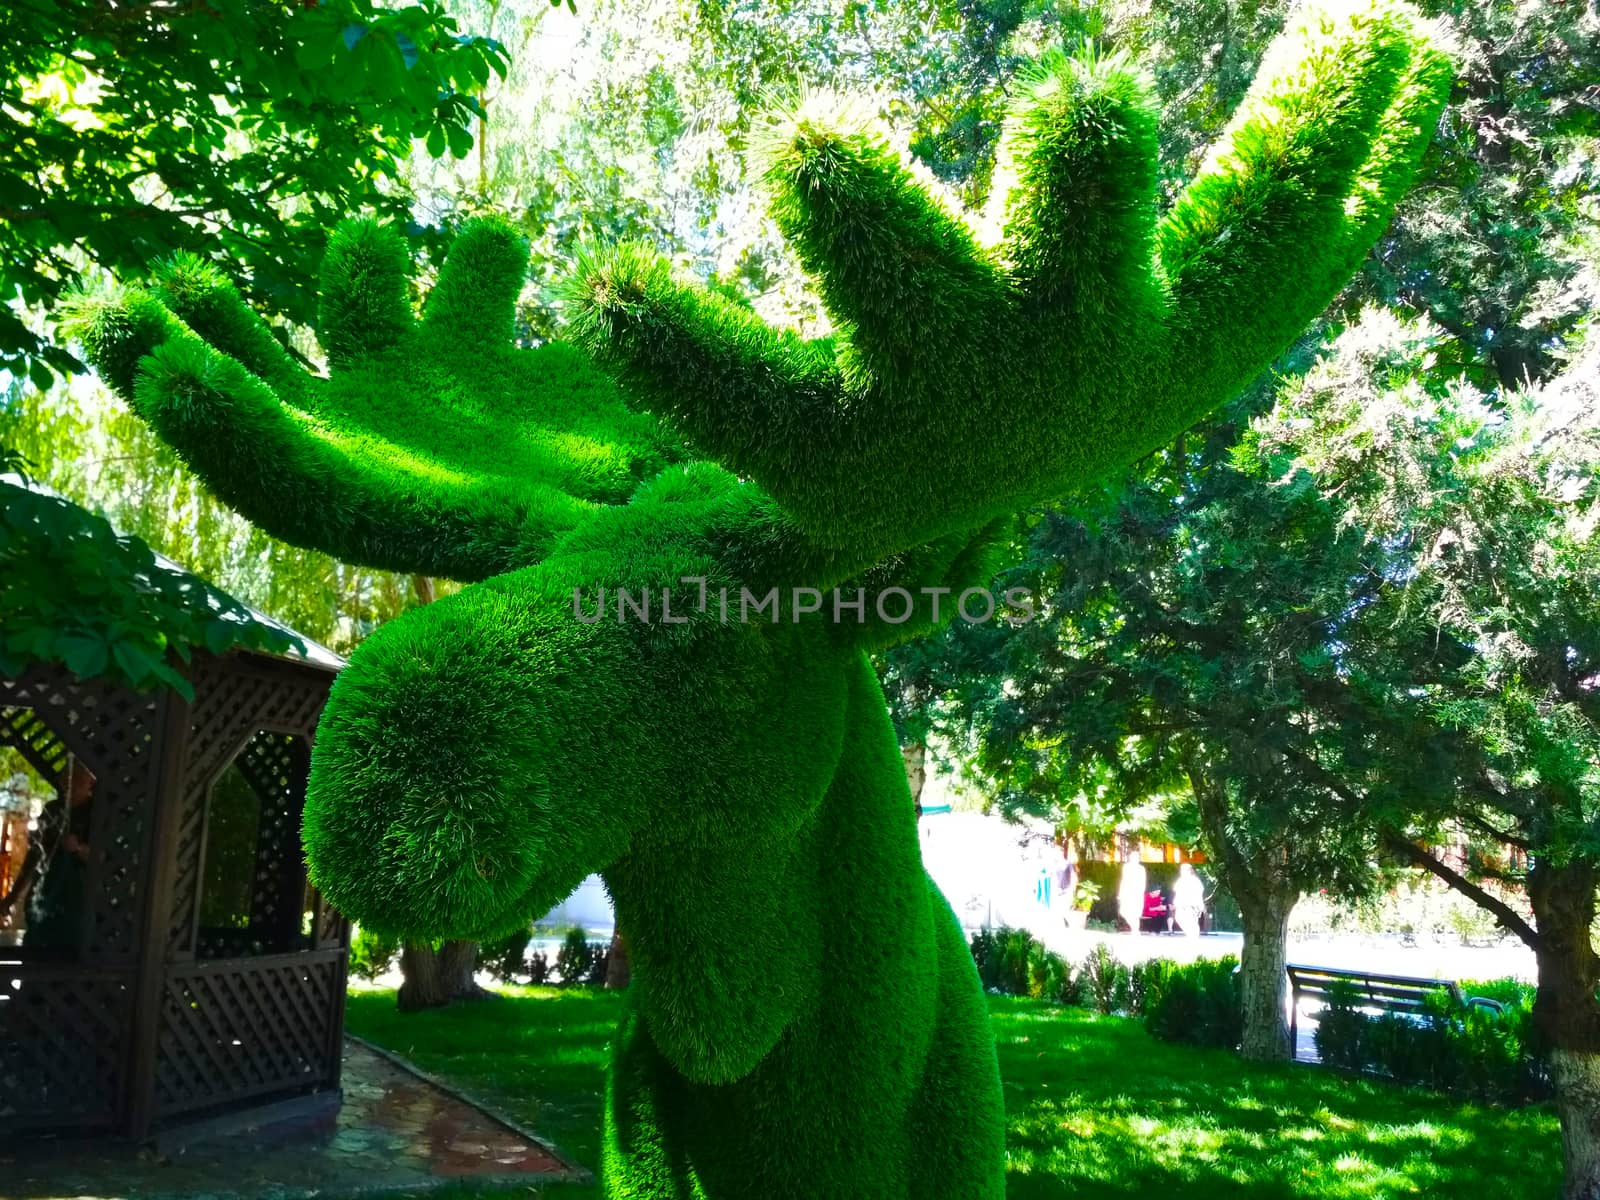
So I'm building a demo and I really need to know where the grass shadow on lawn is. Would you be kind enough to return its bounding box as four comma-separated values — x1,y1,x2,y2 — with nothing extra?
993,997,1559,1199
344,988,1559,1199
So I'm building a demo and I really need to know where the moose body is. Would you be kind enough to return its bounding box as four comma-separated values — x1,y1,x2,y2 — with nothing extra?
603,653,1005,1198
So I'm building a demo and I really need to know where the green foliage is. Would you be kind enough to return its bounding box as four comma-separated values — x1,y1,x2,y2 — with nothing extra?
967,925,1242,1045
198,765,264,930
0,478,297,696
527,949,551,986
1,374,428,657
477,927,535,984
1,0,506,387
1079,942,1134,1015
971,925,1043,997
349,925,401,982
1141,956,1244,1049
1314,978,1545,1102
1366,0,1600,388
555,927,600,985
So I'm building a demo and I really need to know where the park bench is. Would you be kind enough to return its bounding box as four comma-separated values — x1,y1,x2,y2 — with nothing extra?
1285,963,1505,1062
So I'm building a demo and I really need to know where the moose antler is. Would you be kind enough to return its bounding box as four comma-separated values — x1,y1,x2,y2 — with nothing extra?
569,0,1451,560
68,220,677,582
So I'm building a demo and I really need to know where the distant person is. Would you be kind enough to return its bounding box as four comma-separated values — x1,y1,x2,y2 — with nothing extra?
26,762,94,952
1117,851,1146,934
1053,845,1075,916
1173,862,1206,937
1141,888,1171,933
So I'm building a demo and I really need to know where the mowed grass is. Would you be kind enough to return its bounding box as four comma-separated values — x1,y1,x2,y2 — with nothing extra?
344,988,1559,1198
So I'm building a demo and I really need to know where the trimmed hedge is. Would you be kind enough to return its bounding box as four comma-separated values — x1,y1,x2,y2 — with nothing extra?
969,926,1542,1102
1314,978,1546,1103
969,926,1241,1049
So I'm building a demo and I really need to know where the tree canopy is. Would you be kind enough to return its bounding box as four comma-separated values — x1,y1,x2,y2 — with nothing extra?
0,0,506,387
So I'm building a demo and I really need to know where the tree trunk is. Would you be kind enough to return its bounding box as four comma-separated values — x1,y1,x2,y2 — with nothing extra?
1529,859,1600,1200
604,928,631,989
903,741,927,817
1551,1049,1600,1200
396,940,490,1011
1236,893,1293,1061
1184,748,1296,1061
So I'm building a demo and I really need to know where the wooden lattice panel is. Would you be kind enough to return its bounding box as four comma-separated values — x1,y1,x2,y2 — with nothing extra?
236,732,311,948
167,659,326,959
154,952,342,1118
0,968,132,1129
0,671,160,964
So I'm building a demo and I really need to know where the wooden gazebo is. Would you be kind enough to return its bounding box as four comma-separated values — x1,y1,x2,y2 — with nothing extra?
0,603,349,1142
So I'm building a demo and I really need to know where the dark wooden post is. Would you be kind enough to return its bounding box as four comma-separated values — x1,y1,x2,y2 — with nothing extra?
124,686,193,1140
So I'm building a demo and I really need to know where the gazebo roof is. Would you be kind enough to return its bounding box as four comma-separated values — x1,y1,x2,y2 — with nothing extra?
3,473,344,675
143,540,345,673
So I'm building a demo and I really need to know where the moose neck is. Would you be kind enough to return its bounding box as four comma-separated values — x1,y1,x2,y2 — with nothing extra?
605,650,933,1086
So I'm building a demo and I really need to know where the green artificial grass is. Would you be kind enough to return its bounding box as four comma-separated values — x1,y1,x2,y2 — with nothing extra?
345,988,1559,1199
67,220,679,581
73,4,1453,1195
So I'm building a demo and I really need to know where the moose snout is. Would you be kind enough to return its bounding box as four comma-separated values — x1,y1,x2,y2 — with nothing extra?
302,568,645,941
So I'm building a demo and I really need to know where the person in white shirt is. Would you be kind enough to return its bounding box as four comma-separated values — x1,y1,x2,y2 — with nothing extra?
1116,851,1146,934
1173,862,1206,937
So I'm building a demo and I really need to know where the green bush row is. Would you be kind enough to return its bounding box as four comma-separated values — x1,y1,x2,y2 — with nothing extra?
1314,977,1546,1103
968,927,1542,1102
967,927,1241,1050
347,924,609,986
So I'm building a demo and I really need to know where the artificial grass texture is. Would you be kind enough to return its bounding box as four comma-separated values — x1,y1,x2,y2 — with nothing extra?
72,4,1451,1196
69,220,679,580
345,988,1560,1199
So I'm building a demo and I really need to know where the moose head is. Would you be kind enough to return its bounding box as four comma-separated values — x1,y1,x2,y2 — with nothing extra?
73,3,1450,1192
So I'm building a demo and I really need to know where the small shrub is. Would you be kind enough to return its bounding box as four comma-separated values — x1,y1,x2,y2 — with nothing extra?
970,926,1073,1002
1057,962,1087,1007
555,927,595,984
1142,956,1242,1049
1079,943,1131,1015
477,927,532,983
586,938,612,985
1313,975,1545,1102
970,927,1001,990
527,949,550,985
349,925,399,981
1028,940,1074,1002
1462,977,1537,1011
997,927,1035,996
1313,980,1369,1071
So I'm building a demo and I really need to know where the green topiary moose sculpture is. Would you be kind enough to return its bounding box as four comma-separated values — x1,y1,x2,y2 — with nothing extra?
72,3,1448,1194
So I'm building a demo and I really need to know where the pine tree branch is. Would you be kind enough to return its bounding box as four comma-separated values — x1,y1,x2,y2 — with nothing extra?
1382,831,1541,950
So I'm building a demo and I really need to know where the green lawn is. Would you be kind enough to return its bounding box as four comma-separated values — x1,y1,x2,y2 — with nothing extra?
344,988,1559,1198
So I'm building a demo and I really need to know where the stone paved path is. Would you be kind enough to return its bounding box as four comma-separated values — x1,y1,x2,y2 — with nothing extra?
1,1038,589,1198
